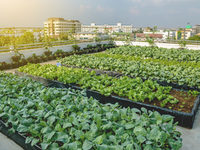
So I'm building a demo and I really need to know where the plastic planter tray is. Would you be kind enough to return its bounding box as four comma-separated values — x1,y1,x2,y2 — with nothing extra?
15,71,200,129
0,120,41,150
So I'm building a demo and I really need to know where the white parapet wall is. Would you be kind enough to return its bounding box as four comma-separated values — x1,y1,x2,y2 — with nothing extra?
0,41,109,63
2,41,200,63
114,41,200,50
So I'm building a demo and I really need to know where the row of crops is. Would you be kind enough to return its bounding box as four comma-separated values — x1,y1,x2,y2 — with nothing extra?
58,49,200,89
18,64,198,112
107,46,200,62
0,72,182,149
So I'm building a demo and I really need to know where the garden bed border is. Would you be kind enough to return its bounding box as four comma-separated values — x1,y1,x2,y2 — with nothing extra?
0,120,41,150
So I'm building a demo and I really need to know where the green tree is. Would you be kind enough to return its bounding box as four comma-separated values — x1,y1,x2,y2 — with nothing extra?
42,35,53,50
0,36,11,46
0,28,15,34
9,36,19,51
153,26,158,34
72,44,80,52
93,29,102,44
18,31,35,44
68,27,76,44
59,33,68,40
188,35,200,41
178,40,187,49
125,34,131,45
146,36,155,47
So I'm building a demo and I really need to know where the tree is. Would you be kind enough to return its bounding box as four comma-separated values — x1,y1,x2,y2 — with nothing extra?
9,36,25,63
42,35,53,50
68,27,76,44
125,34,131,45
0,36,11,46
9,36,19,51
178,40,187,49
18,31,35,44
177,31,182,40
146,36,155,47
72,44,80,52
59,33,68,40
0,28,15,34
93,29,102,44
153,26,158,34
188,35,200,41
94,36,101,44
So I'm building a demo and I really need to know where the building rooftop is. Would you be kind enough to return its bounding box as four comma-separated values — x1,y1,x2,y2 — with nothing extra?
136,33,163,38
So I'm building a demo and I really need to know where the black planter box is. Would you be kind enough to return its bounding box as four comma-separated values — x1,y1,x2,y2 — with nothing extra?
15,71,200,129
0,120,41,150
0,70,199,150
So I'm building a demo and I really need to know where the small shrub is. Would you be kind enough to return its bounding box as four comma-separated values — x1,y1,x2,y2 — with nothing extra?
43,50,52,57
72,44,81,51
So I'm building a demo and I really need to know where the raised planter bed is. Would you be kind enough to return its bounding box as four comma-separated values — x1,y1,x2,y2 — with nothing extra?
15,71,200,129
62,64,200,91
0,120,41,150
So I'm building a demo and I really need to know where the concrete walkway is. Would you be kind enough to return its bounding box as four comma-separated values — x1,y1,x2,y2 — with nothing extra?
2,60,200,150
0,133,23,150
177,106,200,150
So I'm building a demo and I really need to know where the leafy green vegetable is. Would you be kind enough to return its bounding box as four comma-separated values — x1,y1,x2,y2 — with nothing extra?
18,64,180,108
107,45,200,62
0,72,182,149
58,53,200,89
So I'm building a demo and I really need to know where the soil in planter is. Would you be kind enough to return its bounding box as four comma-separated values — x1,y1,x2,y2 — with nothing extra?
70,82,197,113
145,90,197,113
50,77,197,113
18,71,197,114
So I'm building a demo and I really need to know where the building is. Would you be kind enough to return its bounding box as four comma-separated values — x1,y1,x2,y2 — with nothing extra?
192,25,200,35
81,23,133,33
44,18,81,37
135,29,176,41
176,28,192,40
136,33,163,41
74,32,109,40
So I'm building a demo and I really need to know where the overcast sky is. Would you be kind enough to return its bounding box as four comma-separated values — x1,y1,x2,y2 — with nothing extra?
0,0,199,28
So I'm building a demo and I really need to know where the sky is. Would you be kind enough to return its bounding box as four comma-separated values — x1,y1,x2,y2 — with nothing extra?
0,0,199,28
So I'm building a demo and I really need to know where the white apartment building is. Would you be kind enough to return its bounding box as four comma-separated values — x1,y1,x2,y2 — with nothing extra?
74,32,109,40
143,30,176,40
44,18,81,37
82,23,133,33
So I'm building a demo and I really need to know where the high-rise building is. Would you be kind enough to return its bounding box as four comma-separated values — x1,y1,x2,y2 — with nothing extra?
44,18,81,37
81,23,133,33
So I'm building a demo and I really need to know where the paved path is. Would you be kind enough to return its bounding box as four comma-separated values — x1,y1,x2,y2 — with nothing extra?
2,60,200,150
177,106,200,150
0,133,23,150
